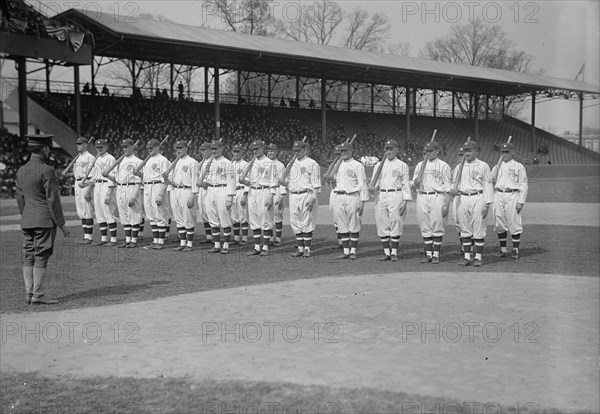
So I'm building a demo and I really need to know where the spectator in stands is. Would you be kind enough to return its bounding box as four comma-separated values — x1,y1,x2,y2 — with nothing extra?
82,82,90,94
178,81,184,96
155,88,161,99
280,98,286,107
91,86,99,96
308,99,315,109
533,156,539,165
162,89,169,100
102,84,110,96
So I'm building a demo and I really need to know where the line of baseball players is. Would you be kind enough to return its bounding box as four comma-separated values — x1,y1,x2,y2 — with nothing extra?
72,137,527,266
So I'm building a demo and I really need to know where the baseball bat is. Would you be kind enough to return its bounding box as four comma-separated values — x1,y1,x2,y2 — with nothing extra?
103,139,142,176
492,136,512,185
62,136,94,177
133,135,170,176
239,156,256,184
415,129,438,190
198,137,224,185
280,135,308,181
162,139,193,179
328,134,357,182
451,136,471,193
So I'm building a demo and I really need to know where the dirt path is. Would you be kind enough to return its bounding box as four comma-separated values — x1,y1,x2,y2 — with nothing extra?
2,271,598,412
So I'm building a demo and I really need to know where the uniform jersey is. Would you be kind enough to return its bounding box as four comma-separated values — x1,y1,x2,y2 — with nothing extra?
371,158,412,237
453,158,493,239
332,158,368,234
73,151,95,220
412,158,452,237
491,159,528,235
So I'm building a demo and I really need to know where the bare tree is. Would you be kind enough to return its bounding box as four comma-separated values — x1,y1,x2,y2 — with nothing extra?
387,42,412,57
204,0,277,35
343,7,389,51
422,18,542,117
280,0,343,45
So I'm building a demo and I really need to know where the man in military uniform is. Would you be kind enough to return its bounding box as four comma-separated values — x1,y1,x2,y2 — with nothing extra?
369,140,412,262
105,139,143,248
331,142,369,260
16,134,70,305
450,140,493,267
411,141,452,264
230,144,249,245
491,142,528,259
202,140,236,254
163,141,198,251
72,137,95,244
81,139,118,246
139,139,171,249
281,141,321,258
241,140,276,256
266,143,286,246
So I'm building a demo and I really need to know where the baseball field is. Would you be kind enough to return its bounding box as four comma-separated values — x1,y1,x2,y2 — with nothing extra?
1,173,598,413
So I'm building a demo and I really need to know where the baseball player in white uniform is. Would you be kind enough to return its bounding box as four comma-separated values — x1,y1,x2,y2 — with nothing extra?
81,139,118,246
369,139,412,262
72,137,95,244
450,140,494,267
196,142,214,244
411,141,452,264
332,142,369,260
241,140,276,256
163,140,199,252
267,143,286,247
202,140,236,254
491,142,528,259
139,139,171,250
328,144,343,250
452,148,465,253
281,141,321,258
105,139,143,248
230,144,249,245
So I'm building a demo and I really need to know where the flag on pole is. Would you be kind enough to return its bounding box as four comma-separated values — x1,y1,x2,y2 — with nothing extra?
69,31,85,52
575,63,585,81
42,17,68,41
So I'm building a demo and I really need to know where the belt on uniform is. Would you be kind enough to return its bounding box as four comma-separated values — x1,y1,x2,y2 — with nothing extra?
290,190,308,194
95,179,108,183
419,191,442,195
495,188,519,193
236,186,244,190
75,178,84,181
460,190,483,196
174,185,191,189
144,180,163,185
117,182,137,186
207,184,227,188
380,188,400,192
251,185,269,190
334,190,358,195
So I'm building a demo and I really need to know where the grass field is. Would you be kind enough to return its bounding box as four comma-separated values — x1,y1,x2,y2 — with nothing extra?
1,174,599,414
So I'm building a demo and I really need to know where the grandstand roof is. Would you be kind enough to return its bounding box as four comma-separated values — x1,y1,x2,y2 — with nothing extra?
57,8,600,98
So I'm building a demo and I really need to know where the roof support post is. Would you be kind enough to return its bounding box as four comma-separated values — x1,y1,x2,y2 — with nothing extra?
578,92,583,150
214,67,220,140
412,88,417,115
90,58,95,92
405,86,411,148
392,86,396,115
474,93,479,140
17,57,28,138
347,82,351,112
530,91,536,152
485,94,489,120
452,92,455,118
204,67,209,103
433,89,437,118
321,78,327,142
45,60,51,93
170,63,174,100
74,64,81,135
502,96,505,117
268,74,271,106
237,71,242,103
370,84,374,113
296,76,300,103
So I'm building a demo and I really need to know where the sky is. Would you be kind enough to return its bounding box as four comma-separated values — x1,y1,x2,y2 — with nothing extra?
6,0,600,133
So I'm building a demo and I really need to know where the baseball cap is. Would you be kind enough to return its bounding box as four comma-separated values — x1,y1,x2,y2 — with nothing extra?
200,142,211,151
500,142,515,151
424,141,440,151
250,140,265,149
266,143,278,151
338,142,353,151
121,139,135,147
95,139,108,147
384,139,399,149
146,139,161,148
232,144,244,152
292,141,308,151
210,140,224,149
460,140,478,151
333,144,342,154
26,134,53,147
175,140,188,148
76,137,88,145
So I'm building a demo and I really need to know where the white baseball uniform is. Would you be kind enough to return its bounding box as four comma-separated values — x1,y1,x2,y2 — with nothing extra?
167,155,198,229
371,158,412,237
332,159,369,233
90,152,118,224
113,155,143,226
142,153,171,227
246,156,277,230
204,156,236,229
412,158,452,237
73,151,95,219
286,156,321,234
491,159,528,235
231,158,249,225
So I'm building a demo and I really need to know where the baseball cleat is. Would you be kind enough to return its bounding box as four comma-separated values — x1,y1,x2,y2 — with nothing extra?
290,251,304,257
221,249,229,254
336,254,350,260
499,251,508,258
105,241,119,248
152,244,164,250
26,294,33,305
239,240,248,246
378,255,391,261
458,258,472,266
143,244,156,250
76,239,92,245
421,256,432,264
92,241,107,246
207,247,221,253
302,250,310,258
472,259,482,267
31,296,59,305
431,257,440,264
274,240,282,247
260,250,269,256
511,251,519,259
349,253,357,260
172,246,186,251
247,250,261,256
391,255,398,262
181,246,193,252
126,243,137,248
118,243,129,248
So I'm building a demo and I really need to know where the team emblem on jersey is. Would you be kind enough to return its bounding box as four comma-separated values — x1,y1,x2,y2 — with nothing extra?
346,169,356,178
217,166,223,175
237,169,242,175
392,169,400,177
151,162,158,171
300,167,307,175
182,165,189,173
